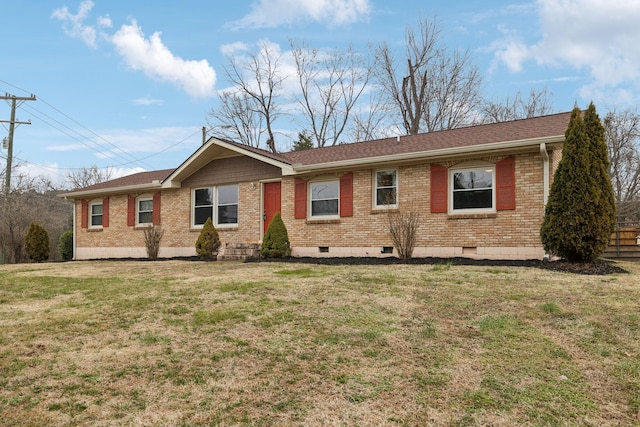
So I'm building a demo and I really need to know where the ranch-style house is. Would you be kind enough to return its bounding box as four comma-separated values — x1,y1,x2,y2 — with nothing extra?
62,112,572,260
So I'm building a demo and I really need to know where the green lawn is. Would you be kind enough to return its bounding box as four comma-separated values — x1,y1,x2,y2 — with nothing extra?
0,260,639,426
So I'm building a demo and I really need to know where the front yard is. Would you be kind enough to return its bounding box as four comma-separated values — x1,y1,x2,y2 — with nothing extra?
0,259,638,426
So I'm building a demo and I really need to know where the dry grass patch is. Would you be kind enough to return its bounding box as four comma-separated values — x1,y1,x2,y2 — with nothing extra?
0,260,639,426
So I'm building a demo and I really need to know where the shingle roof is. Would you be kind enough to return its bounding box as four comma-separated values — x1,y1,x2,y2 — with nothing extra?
64,112,571,197
281,112,572,166
70,168,175,193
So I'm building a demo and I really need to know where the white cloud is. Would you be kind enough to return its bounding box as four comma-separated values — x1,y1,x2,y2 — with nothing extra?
51,0,111,49
132,97,164,106
110,21,216,98
493,0,640,103
220,42,249,56
52,3,216,98
228,0,371,29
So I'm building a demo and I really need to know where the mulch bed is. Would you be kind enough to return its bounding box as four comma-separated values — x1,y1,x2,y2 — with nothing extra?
253,256,629,275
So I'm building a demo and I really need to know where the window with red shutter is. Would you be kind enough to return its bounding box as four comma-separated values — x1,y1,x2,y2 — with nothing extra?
339,173,353,217
127,195,135,226
152,192,161,225
102,197,109,227
294,178,307,219
430,164,448,213
496,157,516,210
80,199,88,228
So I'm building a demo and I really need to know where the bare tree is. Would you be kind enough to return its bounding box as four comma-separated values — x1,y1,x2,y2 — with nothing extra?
66,165,113,190
604,109,640,221
481,88,555,123
291,41,371,147
208,92,265,148
348,90,393,142
375,16,483,135
211,41,285,153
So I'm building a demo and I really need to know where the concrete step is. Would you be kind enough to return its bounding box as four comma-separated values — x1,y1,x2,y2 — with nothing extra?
217,243,261,262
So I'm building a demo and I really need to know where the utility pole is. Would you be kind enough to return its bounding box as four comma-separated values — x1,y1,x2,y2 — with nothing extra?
1,93,36,196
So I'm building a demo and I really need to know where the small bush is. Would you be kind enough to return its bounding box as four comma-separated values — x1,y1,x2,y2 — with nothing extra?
261,212,290,258
24,222,50,262
195,217,220,259
387,209,420,259
58,230,74,261
143,225,164,260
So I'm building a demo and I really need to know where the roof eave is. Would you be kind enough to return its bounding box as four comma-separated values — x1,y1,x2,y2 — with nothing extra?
291,135,564,173
60,182,163,199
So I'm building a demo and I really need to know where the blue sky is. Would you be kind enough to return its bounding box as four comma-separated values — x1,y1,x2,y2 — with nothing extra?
1,0,639,187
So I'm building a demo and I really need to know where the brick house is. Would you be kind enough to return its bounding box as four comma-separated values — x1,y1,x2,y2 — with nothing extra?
61,112,571,260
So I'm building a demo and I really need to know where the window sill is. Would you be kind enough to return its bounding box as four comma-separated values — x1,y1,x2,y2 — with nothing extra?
447,213,497,220
87,227,103,232
306,218,341,224
134,225,154,230
371,207,397,214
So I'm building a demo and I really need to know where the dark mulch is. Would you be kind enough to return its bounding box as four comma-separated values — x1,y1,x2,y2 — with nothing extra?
252,256,629,275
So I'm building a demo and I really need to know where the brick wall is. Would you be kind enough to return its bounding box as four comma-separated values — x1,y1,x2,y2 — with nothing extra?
75,148,559,260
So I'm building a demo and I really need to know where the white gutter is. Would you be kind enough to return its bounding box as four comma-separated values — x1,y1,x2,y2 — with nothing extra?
72,201,77,261
290,135,563,174
540,142,550,261
60,182,163,199
540,142,550,205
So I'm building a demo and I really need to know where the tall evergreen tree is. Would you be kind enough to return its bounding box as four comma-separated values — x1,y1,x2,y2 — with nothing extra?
583,102,617,253
540,105,616,262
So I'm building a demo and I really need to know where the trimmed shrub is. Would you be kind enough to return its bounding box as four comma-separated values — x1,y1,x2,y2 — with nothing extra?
261,212,290,258
195,217,220,259
58,230,74,261
24,222,50,262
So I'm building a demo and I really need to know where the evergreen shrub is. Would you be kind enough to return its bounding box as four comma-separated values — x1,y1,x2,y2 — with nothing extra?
24,222,50,262
261,212,290,258
196,217,220,259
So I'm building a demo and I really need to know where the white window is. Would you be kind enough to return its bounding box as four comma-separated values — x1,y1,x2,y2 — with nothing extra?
217,185,239,225
192,185,238,227
137,197,153,225
310,180,339,217
450,167,495,213
375,169,397,207
90,201,103,227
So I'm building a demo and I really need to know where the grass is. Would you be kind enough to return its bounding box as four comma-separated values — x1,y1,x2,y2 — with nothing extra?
0,260,639,426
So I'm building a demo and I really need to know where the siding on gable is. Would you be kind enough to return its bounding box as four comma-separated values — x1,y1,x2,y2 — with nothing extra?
182,155,281,188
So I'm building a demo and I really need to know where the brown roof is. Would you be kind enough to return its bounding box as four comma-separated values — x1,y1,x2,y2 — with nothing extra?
64,112,571,196
72,168,175,193
281,112,572,166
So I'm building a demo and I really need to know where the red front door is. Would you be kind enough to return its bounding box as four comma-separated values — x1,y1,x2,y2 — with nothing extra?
263,182,282,234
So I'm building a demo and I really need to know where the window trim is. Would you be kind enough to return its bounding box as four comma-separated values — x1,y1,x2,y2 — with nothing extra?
373,169,398,209
449,162,496,214
309,179,340,219
136,195,154,226
216,184,239,227
89,200,103,228
191,184,239,228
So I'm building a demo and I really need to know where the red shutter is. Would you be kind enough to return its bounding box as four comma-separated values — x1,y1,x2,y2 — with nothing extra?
80,199,88,228
294,178,307,219
430,164,448,213
496,157,516,211
340,173,353,217
102,197,109,227
127,195,135,226
152,192,161,225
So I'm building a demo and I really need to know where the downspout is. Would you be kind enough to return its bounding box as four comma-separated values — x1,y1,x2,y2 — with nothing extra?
540,143,550,261
72,200,77,261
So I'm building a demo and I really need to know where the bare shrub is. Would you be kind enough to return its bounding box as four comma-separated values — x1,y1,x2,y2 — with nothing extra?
143,226,164,260
387,209,420,259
